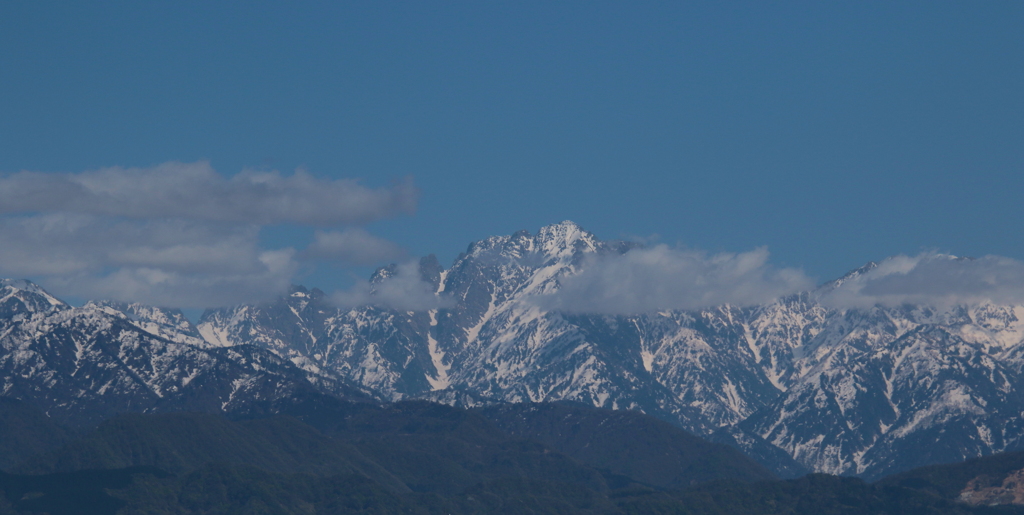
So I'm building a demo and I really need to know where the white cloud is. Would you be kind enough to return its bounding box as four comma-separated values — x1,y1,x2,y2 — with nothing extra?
821,252,1024,309
303,228,406,265
0,161,418,225
46,249,298,309
532,245,813,314
0,162,415,308
331,261,452,312
0,214,298,307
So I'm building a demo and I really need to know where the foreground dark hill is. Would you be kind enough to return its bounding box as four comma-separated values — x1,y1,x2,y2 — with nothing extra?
479,402,776,487
261,398,622,495
15,412,407,491
6,395,1024,513
0,391,772,491
16,405,606,495
5,455,1024,514
0,399,70,471
0,395,771,514
879,448,1024,506
615,474,1010,515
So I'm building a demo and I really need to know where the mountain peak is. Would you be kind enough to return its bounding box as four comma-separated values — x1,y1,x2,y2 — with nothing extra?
535,220,598,258
461,221,597,261
1,278,45,293
537,220,586,237
0,278,67,311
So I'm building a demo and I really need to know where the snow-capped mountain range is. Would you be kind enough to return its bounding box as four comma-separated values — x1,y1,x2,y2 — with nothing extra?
0,279,369,428
3,221,1024,479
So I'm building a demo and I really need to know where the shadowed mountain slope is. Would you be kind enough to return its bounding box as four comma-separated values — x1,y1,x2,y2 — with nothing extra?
0,399,70,471
478,402,775,489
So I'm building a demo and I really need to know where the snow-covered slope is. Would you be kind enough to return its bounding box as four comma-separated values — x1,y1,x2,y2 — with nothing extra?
190,221,1024,478
0,281,366,426
743,303,1024,478
6,221,1024,479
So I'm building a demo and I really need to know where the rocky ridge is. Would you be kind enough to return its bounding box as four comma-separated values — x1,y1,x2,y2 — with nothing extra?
3,221,1024,479
191,222,1024,479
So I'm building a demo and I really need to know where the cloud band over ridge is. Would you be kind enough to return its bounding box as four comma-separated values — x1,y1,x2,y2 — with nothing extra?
0,162,417,308
532,245,814,314
5,162,1024,315
821,252,1024,309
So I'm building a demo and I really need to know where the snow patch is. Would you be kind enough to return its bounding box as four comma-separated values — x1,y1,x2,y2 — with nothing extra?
425,309,450,390
640,350,654,373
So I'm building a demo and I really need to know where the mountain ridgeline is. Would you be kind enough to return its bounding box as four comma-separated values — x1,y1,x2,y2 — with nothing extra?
3,221,1024,482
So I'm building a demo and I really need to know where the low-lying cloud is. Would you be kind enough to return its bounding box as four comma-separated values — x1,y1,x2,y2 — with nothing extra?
332,261,452,312
0,162,416,308
0,213,298,307
533,245,813,314
821,252,1024,309
46,249,298,310
0,214,267,276
14,163,1021,314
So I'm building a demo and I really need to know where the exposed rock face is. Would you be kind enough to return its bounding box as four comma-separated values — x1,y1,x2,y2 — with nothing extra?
0,281,367,427
189,222,1024,478
959,468,1024,506
6,221,1024,479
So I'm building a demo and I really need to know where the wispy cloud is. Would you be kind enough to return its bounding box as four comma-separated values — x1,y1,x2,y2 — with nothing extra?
0,214,264,276
532,245,813,314
303,228,406,265
0,161,417,225
821,252,1024,309
331,261,452,312
0,162,416,307
45,250,298,310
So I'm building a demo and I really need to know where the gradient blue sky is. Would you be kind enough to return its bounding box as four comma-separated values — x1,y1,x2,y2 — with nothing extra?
1,1,1022,296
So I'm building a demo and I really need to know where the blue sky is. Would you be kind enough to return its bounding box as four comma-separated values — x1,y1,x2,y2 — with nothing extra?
1,2,1022,305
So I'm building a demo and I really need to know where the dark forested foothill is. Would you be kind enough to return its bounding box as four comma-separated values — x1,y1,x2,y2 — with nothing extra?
1,396,1024,514
0,398,71,471
478,402,776,488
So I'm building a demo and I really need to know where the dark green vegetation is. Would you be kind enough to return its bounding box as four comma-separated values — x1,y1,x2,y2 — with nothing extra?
480,402,775,488
611,474,1016,515
2,397,1024,514
878,448,1024,502
0,467,167,515
0,399,71,471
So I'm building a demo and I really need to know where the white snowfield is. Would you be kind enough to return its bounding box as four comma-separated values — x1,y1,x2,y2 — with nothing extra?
3,221,1024,479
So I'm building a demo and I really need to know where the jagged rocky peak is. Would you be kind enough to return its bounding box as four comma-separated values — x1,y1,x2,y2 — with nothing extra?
290,284,327,297
12,229,1024,480
819,254,975,295
92,300,189,325
818,261,879,292
461,221,592,259
89,300,206,345
419,254,444,291
290,284,312,295
370,254,444,288
1,278,49,294
535,220,599,258
0,278,67,318
286,284,327,309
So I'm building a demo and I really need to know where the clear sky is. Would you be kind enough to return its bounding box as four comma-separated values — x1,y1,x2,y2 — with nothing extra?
1,1,1022,304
